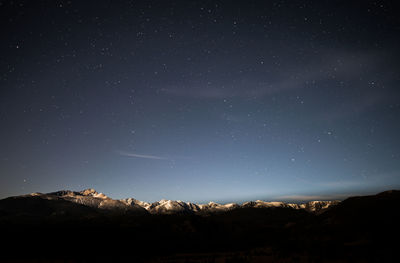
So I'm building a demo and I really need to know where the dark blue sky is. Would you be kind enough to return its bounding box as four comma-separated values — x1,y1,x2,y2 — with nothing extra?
1,0,400,202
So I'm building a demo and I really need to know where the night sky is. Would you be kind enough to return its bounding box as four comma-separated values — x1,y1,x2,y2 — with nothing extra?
1,0,400,203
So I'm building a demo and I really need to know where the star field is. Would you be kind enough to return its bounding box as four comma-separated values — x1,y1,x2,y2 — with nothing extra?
1,0,400,202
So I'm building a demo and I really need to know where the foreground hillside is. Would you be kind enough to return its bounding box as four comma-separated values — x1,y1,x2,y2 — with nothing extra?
0,190,399,262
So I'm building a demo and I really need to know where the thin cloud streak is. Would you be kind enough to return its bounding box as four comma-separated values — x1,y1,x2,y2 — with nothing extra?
117,151,169,160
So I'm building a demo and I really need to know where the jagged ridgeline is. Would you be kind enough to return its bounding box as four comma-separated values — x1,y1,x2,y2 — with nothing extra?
5,188,339,215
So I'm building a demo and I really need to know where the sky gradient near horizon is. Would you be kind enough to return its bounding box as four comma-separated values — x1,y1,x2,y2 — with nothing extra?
1,0,400,203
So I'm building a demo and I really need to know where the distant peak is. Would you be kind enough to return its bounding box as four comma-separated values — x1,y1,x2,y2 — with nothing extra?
80,188,98,196
29,192,43,196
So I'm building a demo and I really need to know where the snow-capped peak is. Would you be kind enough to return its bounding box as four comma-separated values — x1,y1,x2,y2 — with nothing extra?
80,188,98,196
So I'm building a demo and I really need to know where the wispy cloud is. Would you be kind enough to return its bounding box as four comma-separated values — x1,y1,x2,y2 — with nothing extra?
161,50,382,100
161,77,308,100
117,151,168,160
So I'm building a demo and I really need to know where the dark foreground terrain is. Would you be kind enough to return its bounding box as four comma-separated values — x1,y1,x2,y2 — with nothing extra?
1,190,399,262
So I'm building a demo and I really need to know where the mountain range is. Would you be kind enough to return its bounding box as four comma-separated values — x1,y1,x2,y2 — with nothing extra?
4,188,339,215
